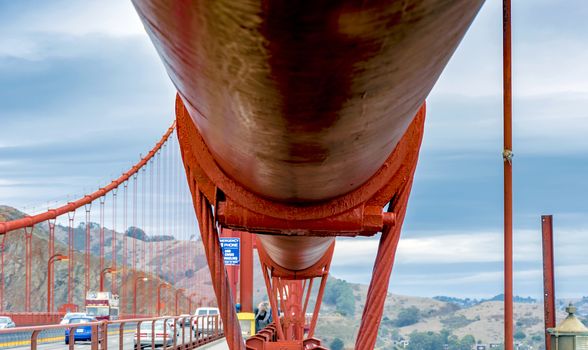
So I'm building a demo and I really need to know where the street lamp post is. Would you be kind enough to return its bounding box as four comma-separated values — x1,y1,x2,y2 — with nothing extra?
99,267,118,292
133,275,149,316
47,254,69,312
188,292,198,315
175,288,185,315
157,283,170,316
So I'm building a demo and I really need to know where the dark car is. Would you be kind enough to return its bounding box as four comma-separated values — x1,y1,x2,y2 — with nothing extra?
64,317,97,344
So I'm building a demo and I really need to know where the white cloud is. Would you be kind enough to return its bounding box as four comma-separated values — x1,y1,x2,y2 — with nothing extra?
5,1,145,38
331,227,588,297
333,229,545,266
335,227,588,267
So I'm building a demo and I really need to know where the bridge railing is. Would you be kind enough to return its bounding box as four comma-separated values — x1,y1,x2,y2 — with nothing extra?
1,312,64,326
0,315,224,349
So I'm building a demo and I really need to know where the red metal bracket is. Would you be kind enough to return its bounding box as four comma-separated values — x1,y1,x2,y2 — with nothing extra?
175,95,425,237
177,93,427,349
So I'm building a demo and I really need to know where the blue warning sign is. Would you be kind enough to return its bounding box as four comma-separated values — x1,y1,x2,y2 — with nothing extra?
219,237,240,266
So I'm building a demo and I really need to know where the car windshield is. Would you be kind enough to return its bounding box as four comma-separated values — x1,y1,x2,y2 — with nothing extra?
209,310,218,315
0,318,10,324
69,318,93,324
197,310,207,315
140,320,170,331
86,307,109,316
64,313,84,320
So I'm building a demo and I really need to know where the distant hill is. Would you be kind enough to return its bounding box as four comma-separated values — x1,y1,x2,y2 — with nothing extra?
315,282,576,350
433,294,537,308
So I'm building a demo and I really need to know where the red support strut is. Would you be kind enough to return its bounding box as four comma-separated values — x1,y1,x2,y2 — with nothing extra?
192,187,245,350
542,215,556,350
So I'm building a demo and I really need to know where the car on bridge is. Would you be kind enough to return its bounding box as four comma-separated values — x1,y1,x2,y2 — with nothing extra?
60,312,87,325
64,317,98,344
192,307,221,337
0,316,15,329
134,319,179,347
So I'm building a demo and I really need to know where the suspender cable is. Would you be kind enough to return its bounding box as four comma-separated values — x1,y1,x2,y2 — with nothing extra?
149,158,154,314
157,150,161,288
99,196,105,279
112,188,118,294
132,174,138,278
163,143,168,289
67,211,75,306
122,181,128,314
141,166,146,276
173,137,178,288
84,204,91,299
0,234,3,312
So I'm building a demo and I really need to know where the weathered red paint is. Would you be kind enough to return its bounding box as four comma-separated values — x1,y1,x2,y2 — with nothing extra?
503,1,514,350
240,231,254,313
542,215,556,350
192,187,245,350
2,312,64,326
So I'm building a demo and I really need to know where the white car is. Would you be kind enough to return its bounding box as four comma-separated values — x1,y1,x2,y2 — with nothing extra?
192,307,221,336
0,316,15,329
60,312,87,325
134,319,179,347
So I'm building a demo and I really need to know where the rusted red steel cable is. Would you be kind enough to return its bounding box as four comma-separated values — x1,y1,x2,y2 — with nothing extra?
0,122,175,235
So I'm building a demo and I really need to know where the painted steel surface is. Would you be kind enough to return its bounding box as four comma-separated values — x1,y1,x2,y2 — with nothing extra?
542,215,556,350
132,0,483,202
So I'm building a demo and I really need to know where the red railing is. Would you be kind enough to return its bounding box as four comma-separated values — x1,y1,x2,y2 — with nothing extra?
2,312,64,326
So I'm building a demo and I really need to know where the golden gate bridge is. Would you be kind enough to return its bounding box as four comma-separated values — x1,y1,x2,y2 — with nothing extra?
0,1,555,350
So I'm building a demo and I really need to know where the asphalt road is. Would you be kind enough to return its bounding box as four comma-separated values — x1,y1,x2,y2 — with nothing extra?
0,325,227,350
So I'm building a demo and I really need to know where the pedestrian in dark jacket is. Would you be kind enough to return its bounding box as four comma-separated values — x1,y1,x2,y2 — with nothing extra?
255,302,271,331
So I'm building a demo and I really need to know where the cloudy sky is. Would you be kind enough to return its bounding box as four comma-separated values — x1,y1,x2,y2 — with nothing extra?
1,1,587,299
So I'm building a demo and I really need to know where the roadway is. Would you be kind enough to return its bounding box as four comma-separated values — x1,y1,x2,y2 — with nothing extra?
0,324,228,350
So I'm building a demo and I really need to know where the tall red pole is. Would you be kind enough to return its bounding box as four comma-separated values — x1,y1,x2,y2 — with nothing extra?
122,182,128,315
157,283,170,316
502,1,514,350
25,226,33,311
112,189,118,295
100,267,116,292
68,211,75,306
84,204,91,300
0,234,5,312
240,231,253,313
542,215,556,350
175,289,185,315
47,254,68,312
133,275,148,316
99,197,105,283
